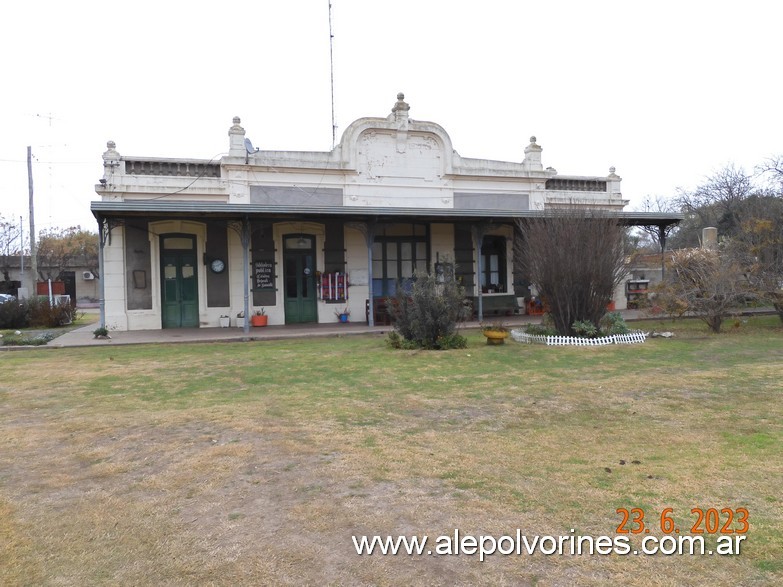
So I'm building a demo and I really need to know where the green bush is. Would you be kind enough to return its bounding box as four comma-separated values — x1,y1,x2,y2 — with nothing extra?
568,313,631,339
572,320,598,338
0,299,29,329
387,265,470,350
599,311,630,335
1,332,55,346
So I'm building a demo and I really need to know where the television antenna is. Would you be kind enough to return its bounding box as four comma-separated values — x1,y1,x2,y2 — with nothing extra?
328,0,337,148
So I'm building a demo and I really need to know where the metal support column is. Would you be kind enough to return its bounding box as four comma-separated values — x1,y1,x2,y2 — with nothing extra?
97,215,106,329
472,223,491,323
241,216,251,336
658,224,667,281
347,221,376,326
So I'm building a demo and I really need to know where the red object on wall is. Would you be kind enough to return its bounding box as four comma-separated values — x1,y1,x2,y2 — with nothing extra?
320,272,348,301
36,281,65,295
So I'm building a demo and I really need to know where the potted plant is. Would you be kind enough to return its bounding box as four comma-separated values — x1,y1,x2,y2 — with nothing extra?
219,315,230,328
481,320,509,345
92,326,111,340
251,308,268,327
236,311,245,328
334,306,351,323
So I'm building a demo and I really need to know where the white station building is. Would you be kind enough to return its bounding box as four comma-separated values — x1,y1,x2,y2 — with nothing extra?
91,93,679,331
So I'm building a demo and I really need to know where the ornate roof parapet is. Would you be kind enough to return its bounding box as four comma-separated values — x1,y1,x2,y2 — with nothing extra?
228,116,247,156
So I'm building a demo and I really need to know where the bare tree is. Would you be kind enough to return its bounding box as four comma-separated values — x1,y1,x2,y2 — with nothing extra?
516,207,627,336
757,155,783,193
670,164,762,249
723,198,783,322
0,214,23,282
656,248,749,333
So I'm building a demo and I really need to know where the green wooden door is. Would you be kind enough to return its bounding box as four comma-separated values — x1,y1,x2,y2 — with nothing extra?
283,236,317,324
161,236,199,328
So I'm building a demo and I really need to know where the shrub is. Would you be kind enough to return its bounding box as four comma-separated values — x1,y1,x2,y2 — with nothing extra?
565,312,630,339
387,264,470,350
571,320,598,338
1,332,55,346
598,312,630,335
516,207,627,336
93,326,109,338
0,300,29,329
435,333,468,349
657,248,750,333
27,297,76,328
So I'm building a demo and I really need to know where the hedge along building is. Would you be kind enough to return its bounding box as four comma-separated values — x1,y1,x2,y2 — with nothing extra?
91,93,680,332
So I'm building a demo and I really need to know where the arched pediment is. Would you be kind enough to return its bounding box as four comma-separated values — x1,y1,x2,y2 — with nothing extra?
337,94,455,177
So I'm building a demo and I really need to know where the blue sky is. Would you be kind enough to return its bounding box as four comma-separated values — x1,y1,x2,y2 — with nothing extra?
2,0,781,233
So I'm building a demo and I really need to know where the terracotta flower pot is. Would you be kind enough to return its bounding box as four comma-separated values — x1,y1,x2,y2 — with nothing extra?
251,315,268,327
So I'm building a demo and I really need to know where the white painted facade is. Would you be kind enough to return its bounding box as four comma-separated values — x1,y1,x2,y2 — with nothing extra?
93,94,632,331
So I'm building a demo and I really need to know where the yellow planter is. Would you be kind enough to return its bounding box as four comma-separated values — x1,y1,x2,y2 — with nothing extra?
483,330,509,345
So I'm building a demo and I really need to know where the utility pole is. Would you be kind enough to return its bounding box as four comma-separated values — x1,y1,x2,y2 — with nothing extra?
27,146,37,293
20,215,24,278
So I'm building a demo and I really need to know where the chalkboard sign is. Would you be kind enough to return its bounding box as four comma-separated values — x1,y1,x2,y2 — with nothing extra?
254,260,274,289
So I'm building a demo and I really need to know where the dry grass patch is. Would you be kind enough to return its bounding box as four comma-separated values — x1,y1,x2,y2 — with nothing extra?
1,316,781,585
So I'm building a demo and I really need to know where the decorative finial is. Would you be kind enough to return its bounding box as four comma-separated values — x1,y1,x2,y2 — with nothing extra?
530,136,537,144
229,116,245,137
106,140,116,150
609,166,616,174
392,92,410,114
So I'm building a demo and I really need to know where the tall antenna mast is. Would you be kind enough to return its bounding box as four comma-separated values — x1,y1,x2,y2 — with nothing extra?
328,0,336,148
27,146,37,290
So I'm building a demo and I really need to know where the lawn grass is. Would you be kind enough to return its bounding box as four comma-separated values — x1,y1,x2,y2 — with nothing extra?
1,315,781,585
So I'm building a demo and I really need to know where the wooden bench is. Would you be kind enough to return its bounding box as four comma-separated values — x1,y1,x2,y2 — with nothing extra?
366,298,394,325
470,295,520,318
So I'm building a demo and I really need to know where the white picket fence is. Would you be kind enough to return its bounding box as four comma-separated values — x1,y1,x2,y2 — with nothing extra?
511,329,647,346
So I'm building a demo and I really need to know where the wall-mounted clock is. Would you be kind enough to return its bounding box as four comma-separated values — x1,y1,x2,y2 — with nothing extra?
210,258,226,273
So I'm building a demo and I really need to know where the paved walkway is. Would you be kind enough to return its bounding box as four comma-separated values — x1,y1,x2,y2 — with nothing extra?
48,311,626,349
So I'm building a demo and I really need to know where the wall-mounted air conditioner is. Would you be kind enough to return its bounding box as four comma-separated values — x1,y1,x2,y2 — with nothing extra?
83,271,95,280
